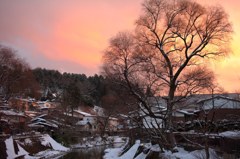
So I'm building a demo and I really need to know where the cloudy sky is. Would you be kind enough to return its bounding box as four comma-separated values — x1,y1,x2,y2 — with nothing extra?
0,0,240,92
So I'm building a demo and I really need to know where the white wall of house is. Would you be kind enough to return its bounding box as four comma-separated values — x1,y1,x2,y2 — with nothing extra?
76,115,98,131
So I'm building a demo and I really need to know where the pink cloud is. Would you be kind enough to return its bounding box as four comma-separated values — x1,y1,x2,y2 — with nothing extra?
0,0,240,92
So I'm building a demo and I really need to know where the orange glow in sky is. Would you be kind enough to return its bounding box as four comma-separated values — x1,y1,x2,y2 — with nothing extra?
0,0,239,92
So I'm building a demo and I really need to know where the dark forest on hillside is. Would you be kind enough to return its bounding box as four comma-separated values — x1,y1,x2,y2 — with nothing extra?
32,68,106,106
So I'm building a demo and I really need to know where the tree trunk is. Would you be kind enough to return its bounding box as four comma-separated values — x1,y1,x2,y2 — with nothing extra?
205,136,210,159
166,85,177,149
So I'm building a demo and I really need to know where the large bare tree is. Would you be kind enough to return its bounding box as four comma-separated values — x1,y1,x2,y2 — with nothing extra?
102,0,232,149
0,45,40,99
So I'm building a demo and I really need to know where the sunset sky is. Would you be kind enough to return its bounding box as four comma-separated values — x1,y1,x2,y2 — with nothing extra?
0,0,239,92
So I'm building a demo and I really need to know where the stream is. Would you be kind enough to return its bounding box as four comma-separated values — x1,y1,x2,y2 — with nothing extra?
59,142,125,159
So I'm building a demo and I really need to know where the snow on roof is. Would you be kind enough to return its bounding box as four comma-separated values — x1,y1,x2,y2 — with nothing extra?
109,117,118,120
73,110,92,116
5,136,29,159
28,123,44,128
76,120,89,126
50,120,63,126
0,110,25,117
31,114,47,121
31,117,47,122
219,131,240,138
119,114,128,118
40,134,69,151
25,111,38,114
196,95,240,104
29,121,58,128
176,109,199,115
176,110,194,115
35,114,47,118
0,119,9,123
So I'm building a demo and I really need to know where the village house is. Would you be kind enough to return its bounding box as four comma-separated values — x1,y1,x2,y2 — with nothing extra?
108,117,119,132
116,114,130,130
8,97,37,112
0,109,27,133
129,94,240,128
129,101,167,129
76,115,98,132
0,110,26,124
73,106,120,133
173,94,240,122
28,114,59,132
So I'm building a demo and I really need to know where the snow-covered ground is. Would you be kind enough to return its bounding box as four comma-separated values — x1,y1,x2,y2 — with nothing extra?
162,147,220,159
103,140,223,159
103,140,140,159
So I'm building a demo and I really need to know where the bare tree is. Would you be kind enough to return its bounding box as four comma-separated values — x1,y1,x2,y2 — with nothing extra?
99,79,138,135
0,45,40,99
135,0,232,132
102,0,232,149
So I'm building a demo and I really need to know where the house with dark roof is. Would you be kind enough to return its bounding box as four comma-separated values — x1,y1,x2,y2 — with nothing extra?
27,114,59,132
0,110,27,133
130,94,240,126
173,94,240,122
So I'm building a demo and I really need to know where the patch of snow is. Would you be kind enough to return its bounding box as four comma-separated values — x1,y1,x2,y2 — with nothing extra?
119,140,140,159
104,147,123,159
74,110,92,116
161,147,221,159
24,138,32,145
103,137,129,159
151,144,161,152
31,117,47,122
40,134,69,151
104,140,140,159
219,131,240,138
191,148,220,159
114,136,125,143
31,114,47,120
28,123,44,128
5,136,29,159
76,120,89,126
0,110,25,116
28,121,58,128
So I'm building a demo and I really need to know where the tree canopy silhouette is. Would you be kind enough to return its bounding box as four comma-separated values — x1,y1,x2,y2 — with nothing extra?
102,0,232,148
